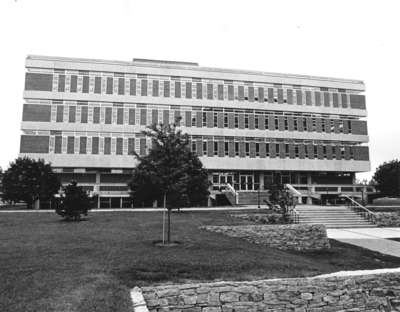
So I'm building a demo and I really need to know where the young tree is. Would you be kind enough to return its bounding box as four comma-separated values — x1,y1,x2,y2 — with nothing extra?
128,119,210,243
1,157,60,209
373,159,400,196
55,180,91,221
268,183,295,223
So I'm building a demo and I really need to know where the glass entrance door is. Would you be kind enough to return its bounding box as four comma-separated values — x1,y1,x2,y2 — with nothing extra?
240,174,253,190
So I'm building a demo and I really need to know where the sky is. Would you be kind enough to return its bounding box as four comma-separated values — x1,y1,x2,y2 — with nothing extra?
0,0,399,181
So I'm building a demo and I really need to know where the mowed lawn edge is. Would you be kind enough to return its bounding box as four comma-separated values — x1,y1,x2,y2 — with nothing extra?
2,211,400,312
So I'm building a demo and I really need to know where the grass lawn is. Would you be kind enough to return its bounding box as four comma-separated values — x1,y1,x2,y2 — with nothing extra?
2,211,400,312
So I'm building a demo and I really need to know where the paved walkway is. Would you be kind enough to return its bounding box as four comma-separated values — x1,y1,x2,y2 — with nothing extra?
0,205,264,213
327,227,400,258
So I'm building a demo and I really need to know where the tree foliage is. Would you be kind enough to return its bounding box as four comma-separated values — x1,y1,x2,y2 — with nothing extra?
1,157,60,209
128,120,210,208
56,180,91,221
268,183,296,223
373,159,400,196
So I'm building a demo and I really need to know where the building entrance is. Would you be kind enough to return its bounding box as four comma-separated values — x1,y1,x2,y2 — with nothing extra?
240,174,253,191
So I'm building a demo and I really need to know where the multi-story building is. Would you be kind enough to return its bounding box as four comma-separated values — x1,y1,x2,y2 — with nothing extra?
20,55,373,207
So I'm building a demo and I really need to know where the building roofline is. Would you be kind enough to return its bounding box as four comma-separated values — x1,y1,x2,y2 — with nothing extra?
26,54,365,86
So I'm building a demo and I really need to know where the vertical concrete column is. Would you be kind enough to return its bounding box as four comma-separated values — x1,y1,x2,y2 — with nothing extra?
96,171,101,209
259,172,265,190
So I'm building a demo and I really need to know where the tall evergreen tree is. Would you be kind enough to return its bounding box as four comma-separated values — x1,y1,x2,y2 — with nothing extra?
128,119,210,242
1,157,60,209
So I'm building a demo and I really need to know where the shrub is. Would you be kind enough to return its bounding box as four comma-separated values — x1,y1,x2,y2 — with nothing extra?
56,181,91,221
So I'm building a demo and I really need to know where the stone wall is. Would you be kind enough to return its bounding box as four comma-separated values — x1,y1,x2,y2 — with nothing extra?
375,212,400,227
141,272,400,312
201,224,330,251
232,213,287,224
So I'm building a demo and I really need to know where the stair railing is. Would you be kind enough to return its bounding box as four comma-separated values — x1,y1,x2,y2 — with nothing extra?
224,183,239,205
341,194,376,223
289,207,299,224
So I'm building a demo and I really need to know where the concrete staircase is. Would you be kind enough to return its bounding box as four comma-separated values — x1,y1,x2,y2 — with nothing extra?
237,191,270,205
296,205,376,228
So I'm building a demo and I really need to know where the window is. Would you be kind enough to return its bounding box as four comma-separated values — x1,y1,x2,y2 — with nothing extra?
255,143,260,157
284,117,288,130
128,109,135,125
92,137,99,154
79,137,87,154
82,76,89,93
276,144,280,155
94,77,102,94
116,138,123,155
58,74,65,92
207,84,213,100
174,81,181,98
224,142,229,156
80,106,88,123
70,75,77,93
186,82,192,99
234,114,239,128
213,113,218,127
191,113,196,127
235,142,239,156
163,81,170,97
130,79,136,96
104,137,111,155
295,145,299,157
54,136,62,154
314,145,318,158
141,79,147,96
196,83,202,99
105,107,112,124
203,141,207,156
294,118,298,131
285,144,289,157
266,143,270,156
93,107,100,124
224,113,228,127
245,143,250,156
214,141,218,156
67,136,74,154
228,85,234,100
238,86,244,101
56,105,63,122
117,108,123,124
274,116,279,130
191,141,196,152
106,77,113,94
218,84,224,100
255,116,259,129
244,114,249,128
202,112,207,127
152,80,159,97
128,138,135,155
69,106,76,123
265,116,269,129
118,78,125,95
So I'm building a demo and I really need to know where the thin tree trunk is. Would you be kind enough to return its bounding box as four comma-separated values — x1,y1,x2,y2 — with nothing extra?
167,208,171,244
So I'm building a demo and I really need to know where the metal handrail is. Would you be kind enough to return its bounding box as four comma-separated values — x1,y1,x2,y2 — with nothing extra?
224,183,239,205
341,194,376,223
287,206,299,224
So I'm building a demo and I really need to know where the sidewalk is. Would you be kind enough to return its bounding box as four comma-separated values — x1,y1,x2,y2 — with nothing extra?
327,227,400,258
0,205,263,213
